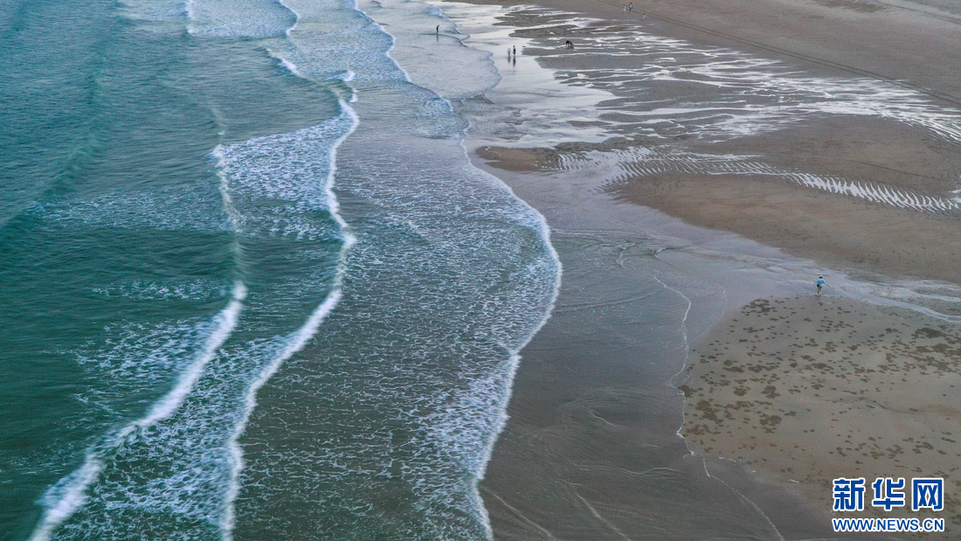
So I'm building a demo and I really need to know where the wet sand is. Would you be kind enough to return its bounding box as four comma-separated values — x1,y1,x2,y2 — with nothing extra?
444,0,961,538
480,0,961,106
470,163,838,541
609,114,961,286
479,121,961,286
680,296,961,536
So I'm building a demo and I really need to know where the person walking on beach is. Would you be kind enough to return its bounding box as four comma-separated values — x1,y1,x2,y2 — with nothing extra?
816,276,825,296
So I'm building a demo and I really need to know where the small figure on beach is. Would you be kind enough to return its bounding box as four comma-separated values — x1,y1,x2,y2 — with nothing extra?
628,2,633,11
513,45,516,56
507,47,511,59
565,39,574,49
436,24,439,35
816,276,825,296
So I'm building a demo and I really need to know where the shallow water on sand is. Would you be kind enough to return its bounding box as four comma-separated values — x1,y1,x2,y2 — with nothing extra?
2,0,558,539
434,2,961,538
4,0,961,539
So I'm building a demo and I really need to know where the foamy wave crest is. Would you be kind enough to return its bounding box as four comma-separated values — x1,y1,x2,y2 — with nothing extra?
214,105,357,241
360,0,500,101
186,0,297,38
141,285,246,427
28,282,247,541
220,101,359,539
30,100,358,539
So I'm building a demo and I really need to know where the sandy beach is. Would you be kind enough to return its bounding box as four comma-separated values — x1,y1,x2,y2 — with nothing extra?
467,0,961,286
489,0,961,105
441,0,961,538
680,296,961,536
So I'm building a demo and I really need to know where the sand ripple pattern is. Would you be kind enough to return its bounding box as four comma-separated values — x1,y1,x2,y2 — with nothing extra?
550,147,961,212
497,7,961,212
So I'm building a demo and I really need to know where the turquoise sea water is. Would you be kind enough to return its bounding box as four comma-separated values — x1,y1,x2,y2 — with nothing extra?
6,0,961,539
0,0,558,539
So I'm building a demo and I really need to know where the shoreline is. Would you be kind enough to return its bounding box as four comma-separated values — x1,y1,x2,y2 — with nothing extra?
441,0,961,537
470,0,961,105
467,157,836,540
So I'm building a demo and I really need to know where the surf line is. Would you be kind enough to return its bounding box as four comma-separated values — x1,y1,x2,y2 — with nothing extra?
28,282,248,541
347,0,562,535
219,99,359,541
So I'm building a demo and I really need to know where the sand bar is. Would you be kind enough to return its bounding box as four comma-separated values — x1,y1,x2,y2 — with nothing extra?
444,0,961,537
681,295,961,537
492,0,961,104
467,0,961,286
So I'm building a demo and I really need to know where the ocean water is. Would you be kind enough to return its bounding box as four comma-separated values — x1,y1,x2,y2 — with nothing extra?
0,0,558,539
5,0,961,540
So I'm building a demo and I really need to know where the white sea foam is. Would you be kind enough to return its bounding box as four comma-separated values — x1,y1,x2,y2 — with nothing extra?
34,185,231,233
417,158,562,537
31,96,358,536
71,318,224,420
322,3,564,535
186,0,297,38
28,282,246,541
214,107,358,241
142,284,246,427
221,289,344,539
220,100,359,538
31,457,104,541
360,0,500,101
278,56,303,78
91,278,229,301
281,0,300,36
